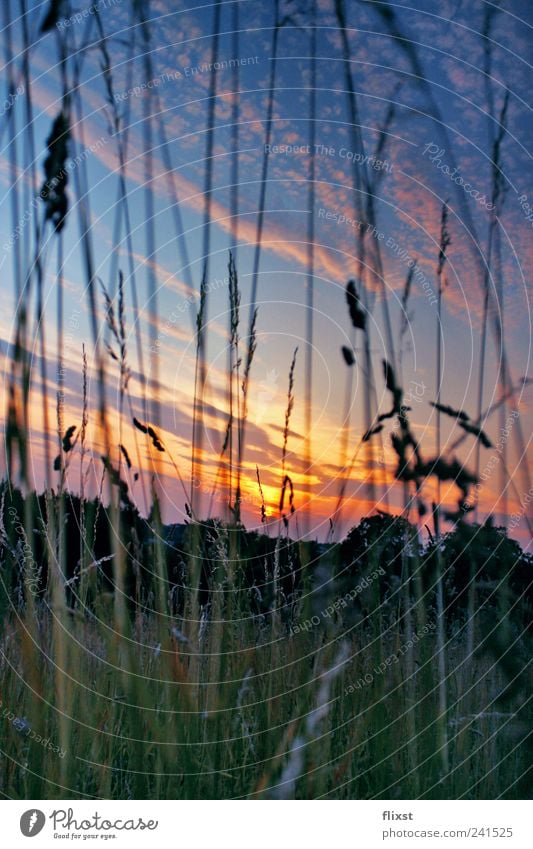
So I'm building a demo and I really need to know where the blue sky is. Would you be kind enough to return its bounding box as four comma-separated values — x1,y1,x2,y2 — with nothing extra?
1,0,531,542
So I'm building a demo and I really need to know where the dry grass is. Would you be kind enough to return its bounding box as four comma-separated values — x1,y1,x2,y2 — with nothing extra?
0,0,530,803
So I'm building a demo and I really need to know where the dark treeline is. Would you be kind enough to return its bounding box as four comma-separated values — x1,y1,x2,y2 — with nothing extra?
1,485,530,632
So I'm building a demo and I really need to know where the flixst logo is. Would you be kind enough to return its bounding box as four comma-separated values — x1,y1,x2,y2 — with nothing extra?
20,809,46,837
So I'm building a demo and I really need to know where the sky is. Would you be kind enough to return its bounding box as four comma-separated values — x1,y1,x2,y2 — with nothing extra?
0,0,531,544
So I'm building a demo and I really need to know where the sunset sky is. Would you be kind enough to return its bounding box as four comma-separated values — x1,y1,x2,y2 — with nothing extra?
1,0,531,543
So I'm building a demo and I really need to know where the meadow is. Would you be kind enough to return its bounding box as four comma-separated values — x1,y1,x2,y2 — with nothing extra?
0,0,531,800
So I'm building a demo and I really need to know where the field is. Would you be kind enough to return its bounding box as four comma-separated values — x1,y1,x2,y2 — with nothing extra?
0,0,531,800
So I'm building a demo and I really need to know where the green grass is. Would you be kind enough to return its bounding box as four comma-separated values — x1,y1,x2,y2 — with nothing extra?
0,506,530,800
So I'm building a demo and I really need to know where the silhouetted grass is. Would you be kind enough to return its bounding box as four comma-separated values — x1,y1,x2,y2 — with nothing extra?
0,0,530,803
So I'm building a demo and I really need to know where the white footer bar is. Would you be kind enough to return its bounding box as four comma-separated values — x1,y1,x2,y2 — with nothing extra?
3,800,529,848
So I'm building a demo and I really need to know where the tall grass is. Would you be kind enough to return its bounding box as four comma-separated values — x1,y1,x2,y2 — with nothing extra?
303,0,317,538
0,0,530,804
